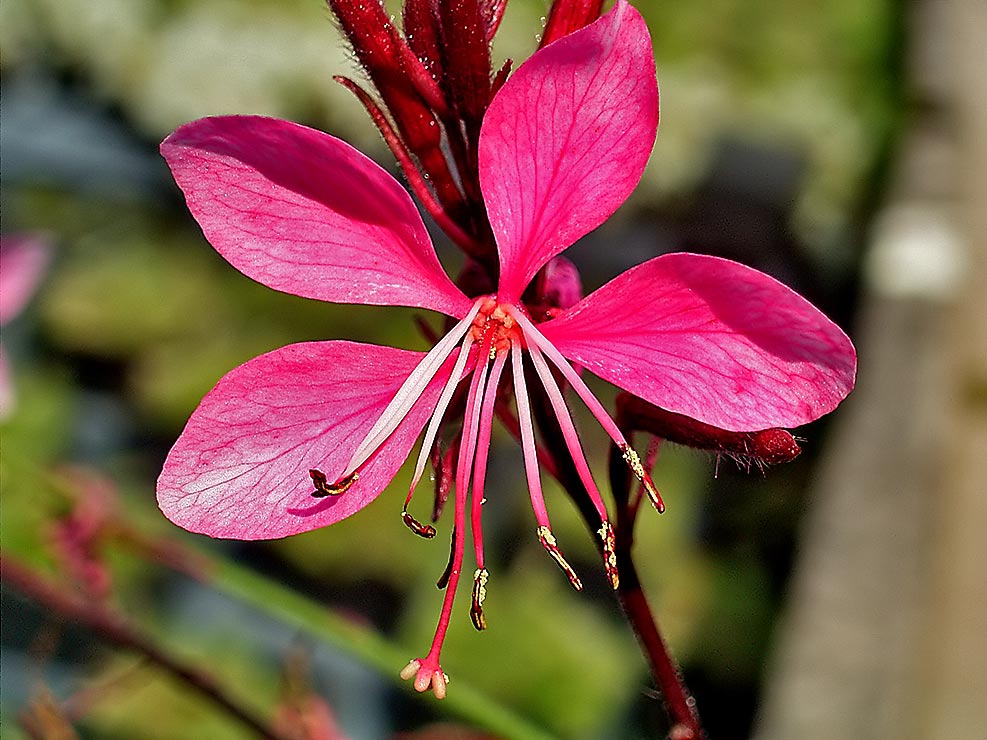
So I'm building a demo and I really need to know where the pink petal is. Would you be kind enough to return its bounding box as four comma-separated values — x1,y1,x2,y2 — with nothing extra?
1,233,51,325
540,253,857,431
157,341,453,539
479,0,658,300
161,116,471,318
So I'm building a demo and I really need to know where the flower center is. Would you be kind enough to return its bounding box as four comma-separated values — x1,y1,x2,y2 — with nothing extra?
468,296,522,357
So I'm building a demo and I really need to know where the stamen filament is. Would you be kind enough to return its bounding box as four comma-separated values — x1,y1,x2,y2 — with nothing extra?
405,332,477,507
509,339,551,526
525,340,619,588
427,338,489,662
471,350,508,575
525,341,609,522
511,339,583,592
343,302,482,476
508,307,665,513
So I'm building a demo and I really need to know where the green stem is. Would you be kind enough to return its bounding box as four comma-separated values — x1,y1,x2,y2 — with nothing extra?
194,546,557,740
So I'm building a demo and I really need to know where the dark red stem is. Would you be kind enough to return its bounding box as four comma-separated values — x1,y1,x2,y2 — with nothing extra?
607,448,705,738
1,552,288,740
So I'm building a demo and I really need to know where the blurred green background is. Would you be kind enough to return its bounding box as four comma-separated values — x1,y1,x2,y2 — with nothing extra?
1,0,902,737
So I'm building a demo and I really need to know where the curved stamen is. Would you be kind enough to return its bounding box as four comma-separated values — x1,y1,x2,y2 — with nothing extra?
309,469,358,498
525,342,609,522
508,307,665,513
527,341,619,587
404,331,477,511
342,302,482,478
469,348,508,630
471,350,507,571
510,338,583,591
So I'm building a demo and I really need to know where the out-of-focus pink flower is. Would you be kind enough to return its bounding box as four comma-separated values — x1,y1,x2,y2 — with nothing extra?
157,1,855,696
1,234,50,419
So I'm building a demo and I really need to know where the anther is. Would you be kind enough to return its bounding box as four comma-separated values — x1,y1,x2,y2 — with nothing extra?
402,510,437,538
309,469,358,498
620,445,665,513
598,522,619,590
536,526,583,591
470,568,489,631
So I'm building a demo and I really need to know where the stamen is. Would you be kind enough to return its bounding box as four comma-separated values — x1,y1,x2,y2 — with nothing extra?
536,525,583,591
598,521,619,590
620,444,665,513
470,350,508,580
508,307,666,514
402,510,437,538
525,341,610,522
511,340,583,591
507,307,626,442
470,568,489,631
418,341,486,687
309,469,358,497
405,332,477,504
343,301,482,476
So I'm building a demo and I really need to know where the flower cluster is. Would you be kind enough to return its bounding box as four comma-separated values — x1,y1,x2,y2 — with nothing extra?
157,0,856,698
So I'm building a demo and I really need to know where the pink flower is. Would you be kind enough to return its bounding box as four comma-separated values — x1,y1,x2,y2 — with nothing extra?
1,233,51,419
157,0,855,697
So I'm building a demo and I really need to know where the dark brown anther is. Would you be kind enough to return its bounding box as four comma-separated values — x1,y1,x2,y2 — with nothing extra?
309,469,358,497
617,394,802,470
541,0,605,48
470,568,489,630
536,526,583,591
598,521,619,590
402,510,437,538
436,527,456,589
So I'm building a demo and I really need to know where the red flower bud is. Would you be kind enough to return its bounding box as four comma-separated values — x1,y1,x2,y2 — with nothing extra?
616,394,802,468
437,0,492,126
541,0,605,47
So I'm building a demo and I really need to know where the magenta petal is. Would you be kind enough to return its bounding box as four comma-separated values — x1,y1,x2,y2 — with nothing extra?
540,253,857,431
479,0,658,300
157,341,451,539
161,116,471,318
